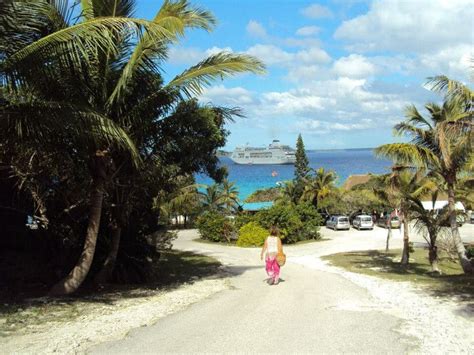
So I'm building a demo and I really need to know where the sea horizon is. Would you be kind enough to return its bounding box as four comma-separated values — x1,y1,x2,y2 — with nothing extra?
198,149,391,200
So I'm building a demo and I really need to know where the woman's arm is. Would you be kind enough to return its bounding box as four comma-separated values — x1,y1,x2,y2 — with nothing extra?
277,237,283,253
260,238,267,260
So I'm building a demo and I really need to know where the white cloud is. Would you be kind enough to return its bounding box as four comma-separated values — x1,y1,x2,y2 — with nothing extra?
199,85,256,106
246,44,294,66
205,46,233,56
334,0,473,54
296,47,332,64
167,46,206,65
167,46,234,65
246,20,267,38
247,44,331,67
301,4,333,18
296,26,321,36
332,54,377,78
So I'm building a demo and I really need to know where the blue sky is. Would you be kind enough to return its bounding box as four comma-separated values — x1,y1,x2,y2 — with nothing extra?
137,0,472,150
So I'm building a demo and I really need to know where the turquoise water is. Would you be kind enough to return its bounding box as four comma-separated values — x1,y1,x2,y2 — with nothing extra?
196,148,392,200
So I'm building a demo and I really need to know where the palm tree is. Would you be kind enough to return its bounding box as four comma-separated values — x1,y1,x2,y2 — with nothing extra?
275,180,299,205
2,0,265,294
375,76,473,273
301,168,337,208
372,174,398,252
200,184,225,212
408,192,450,274
219,179,240,214
389,167,436,266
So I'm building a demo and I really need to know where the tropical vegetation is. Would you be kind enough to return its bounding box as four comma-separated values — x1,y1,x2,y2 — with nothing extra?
375,76,473,273
0,0,264,296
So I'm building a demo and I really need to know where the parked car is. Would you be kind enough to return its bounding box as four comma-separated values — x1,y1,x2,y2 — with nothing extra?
352,215,374,230
377,215,401,229
326,215,350,230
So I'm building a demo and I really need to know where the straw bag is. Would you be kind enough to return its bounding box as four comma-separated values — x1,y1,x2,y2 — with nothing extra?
276,250,286,266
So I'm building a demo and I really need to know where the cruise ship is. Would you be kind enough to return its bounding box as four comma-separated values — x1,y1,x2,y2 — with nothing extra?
230,140,296,165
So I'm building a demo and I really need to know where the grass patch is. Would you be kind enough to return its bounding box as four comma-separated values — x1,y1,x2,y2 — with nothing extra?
323,248,473,298
0,250,222,337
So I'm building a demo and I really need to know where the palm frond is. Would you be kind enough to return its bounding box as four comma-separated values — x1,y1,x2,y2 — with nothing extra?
166,52,265,97
374,143,439,169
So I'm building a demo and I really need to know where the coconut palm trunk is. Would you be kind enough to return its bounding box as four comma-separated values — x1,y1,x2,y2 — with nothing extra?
447,182,473,273
95,225,122,285
50,155,107,295
400,212,410,266
428,245,441,273
385,225,392,252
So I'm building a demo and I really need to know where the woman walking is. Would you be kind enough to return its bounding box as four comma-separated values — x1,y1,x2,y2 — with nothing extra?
260,226,283,285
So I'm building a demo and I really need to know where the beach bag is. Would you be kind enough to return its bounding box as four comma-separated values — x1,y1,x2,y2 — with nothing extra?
276,251,286,266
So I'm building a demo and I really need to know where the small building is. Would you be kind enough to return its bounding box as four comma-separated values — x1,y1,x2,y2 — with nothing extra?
421,200,465,211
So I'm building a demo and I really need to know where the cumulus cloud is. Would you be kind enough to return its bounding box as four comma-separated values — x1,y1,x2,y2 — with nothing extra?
199,85,257,106
296,26,321,36
301,4,333,18
167,46,234,65
334,0,473,54
246,20,267,38
332,54,377,78
247,44,331,67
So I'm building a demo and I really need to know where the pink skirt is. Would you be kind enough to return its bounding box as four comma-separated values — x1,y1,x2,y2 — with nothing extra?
265,255,280,281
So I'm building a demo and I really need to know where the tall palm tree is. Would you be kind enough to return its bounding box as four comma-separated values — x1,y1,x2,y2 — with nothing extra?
2,0,265,294
301,167,337,208
219,179,240,214
408,192,450,273
388,167,436,266
375,76,473,273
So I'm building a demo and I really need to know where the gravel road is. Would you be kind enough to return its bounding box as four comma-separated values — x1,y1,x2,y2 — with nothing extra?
90,223,474,354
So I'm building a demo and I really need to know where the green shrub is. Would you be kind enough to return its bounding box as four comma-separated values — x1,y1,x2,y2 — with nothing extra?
234,213,255,230
236,222,268,247
295,202,322,240
255,203,302,243
196,211,235,242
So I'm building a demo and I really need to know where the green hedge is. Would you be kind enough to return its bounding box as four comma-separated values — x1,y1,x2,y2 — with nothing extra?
236,222,268,247
196,211,235,242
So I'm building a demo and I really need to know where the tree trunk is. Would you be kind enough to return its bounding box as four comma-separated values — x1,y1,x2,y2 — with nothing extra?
50,174,105,295
385,225,392,252
94,226,121,285
50,155,107,295
428,245,441,274
400,214,410,266
447,181,473,274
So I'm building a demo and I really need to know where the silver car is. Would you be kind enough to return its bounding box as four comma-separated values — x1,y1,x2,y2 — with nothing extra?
352,215,374,230
326,215,350,230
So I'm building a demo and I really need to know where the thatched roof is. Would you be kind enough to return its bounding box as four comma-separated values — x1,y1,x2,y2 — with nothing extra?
343,174,372,190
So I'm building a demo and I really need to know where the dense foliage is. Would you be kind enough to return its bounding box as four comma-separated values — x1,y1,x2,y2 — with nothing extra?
0,0,264,295
195,211,235,243
236,222,268,247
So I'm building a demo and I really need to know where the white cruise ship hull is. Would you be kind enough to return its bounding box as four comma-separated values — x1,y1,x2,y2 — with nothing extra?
230,156,295,165
230,140,296,165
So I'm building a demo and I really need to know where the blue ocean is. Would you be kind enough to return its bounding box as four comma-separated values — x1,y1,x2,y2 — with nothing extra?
196,148,392,201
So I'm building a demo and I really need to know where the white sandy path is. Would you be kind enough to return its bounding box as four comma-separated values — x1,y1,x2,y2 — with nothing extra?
2,223,473,354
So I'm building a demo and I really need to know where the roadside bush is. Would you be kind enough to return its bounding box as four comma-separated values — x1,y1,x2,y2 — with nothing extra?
234,212,255,230
295,202,322,240
236,222,268,247
196,211,235,242
255,203,302,243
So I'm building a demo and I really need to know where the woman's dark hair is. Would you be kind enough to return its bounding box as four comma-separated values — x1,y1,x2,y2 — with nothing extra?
269,226,280,236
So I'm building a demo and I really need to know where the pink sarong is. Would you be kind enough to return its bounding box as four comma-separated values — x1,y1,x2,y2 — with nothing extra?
265,255,280,282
